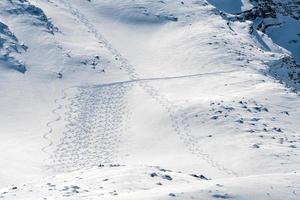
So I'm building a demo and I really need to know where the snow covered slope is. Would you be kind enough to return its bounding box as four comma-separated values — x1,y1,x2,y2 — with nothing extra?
1,165,299,200
0,21,27,73
0,0,299,199
216,0,300,90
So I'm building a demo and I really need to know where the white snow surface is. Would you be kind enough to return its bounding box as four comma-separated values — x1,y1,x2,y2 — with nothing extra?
0,0,299,199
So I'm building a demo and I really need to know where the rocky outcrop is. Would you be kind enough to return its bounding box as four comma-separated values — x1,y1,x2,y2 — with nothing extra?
0,21,27,73
218,0,300,92
5,0,58,34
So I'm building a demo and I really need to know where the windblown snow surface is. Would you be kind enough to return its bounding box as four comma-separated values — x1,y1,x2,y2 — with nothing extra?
0,0,300,199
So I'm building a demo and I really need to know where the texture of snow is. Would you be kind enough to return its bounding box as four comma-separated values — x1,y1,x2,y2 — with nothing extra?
1,165,299,199
0,21,27,73
0,0,299,199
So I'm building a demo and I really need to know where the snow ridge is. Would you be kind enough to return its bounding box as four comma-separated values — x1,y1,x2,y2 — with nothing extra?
0,21,27,73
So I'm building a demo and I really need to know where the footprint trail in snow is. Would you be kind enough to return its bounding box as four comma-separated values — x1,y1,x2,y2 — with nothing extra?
52,84,131,172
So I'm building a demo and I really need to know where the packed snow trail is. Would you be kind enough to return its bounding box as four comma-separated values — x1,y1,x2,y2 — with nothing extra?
42,88,68,161
52,84,131,172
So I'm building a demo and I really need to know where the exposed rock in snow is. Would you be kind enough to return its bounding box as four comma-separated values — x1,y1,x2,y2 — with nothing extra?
4,0,58,34
0,21,27,73
0,166,299,200
0,0,299,199
211,0,300,91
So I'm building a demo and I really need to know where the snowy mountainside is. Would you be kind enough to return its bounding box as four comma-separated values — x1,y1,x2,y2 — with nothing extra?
211,0,300,90
0,21,27,73
1,165,299,200
0,0,300,199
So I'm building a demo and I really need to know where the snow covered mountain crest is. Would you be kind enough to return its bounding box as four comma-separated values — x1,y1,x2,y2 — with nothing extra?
209,0,300,91
0,0,299,199
0,21,27,73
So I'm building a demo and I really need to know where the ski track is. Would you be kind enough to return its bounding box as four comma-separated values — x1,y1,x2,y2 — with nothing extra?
43,0,238,176
42,87,69,167
51,84,131,172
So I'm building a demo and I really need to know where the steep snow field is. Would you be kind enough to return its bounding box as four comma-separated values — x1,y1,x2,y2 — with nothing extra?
0,0,299,199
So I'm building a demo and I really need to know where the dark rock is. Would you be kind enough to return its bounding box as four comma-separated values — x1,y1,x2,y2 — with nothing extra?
57,72,63,79
169,193,176,197
162,175,173,181
190,174,209,180
212,193,232,199
211,116,219,120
